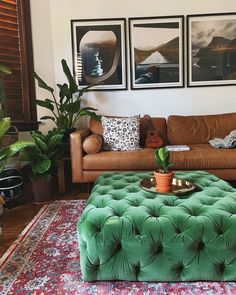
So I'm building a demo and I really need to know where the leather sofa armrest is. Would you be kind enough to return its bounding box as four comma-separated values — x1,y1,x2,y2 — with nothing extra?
70,128,90,183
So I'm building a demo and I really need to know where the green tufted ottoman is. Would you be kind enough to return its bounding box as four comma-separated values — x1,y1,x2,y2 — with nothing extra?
77,171,236,282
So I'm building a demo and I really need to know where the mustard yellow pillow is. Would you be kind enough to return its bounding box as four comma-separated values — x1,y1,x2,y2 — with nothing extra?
82,134,103,154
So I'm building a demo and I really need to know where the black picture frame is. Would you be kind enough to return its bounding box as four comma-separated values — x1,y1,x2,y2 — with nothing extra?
128,15,184,90
71,18,127,90
187,12,236,87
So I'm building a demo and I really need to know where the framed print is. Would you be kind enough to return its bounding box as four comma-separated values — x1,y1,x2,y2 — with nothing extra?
71,18,127,90
187,13,236,87
129,16,184,90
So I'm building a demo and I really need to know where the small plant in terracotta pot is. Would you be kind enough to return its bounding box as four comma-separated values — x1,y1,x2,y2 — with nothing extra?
154,147,174,193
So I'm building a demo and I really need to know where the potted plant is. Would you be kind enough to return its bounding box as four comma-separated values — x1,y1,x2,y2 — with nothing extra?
0,64,19,147
154,147,174,193
0,117,35,207
34,59,100,138
21,128,63,204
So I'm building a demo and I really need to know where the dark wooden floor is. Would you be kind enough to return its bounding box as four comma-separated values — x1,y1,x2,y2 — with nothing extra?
0,183,89,259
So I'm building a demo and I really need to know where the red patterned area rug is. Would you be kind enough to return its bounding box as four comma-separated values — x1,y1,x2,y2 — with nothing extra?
0,200,236,295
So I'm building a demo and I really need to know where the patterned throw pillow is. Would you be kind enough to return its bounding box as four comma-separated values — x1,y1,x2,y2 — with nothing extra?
101,116,141,151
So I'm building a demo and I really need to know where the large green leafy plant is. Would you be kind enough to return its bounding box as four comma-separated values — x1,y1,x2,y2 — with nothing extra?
0,64,12,119
34,59,99,130
22,129,63,181
154,147,174,173
0,117,35,172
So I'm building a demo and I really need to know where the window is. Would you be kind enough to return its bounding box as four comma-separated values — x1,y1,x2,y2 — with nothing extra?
0,0,37,131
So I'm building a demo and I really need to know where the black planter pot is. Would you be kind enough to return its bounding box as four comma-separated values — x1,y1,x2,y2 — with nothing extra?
62,128,76,152
0,169,23,208
31,178,53,205
62,128,76,142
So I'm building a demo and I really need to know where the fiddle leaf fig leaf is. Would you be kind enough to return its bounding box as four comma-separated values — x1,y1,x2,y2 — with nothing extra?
155,147,173,173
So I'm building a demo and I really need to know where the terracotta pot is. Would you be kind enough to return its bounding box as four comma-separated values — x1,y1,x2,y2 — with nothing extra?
31,178,53,205
154,170,174,193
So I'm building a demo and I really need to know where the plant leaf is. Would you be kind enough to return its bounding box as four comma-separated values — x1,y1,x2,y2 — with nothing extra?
0,80,7,117
31,132,47,151
0,160,6,173
0,117,10,139
36,99,54,112
32,159,51,174
57,83,71,103
63,101,81,114
0,64,12,75
61,59,78,94
79,107,97,117
34,72,54,93
40,116,55,121
7,140,35,157
48,133,63,150
78,83,97,97
56,116,69,130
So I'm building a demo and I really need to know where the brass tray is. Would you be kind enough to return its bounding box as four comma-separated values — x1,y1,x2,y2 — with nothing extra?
139,177,196,195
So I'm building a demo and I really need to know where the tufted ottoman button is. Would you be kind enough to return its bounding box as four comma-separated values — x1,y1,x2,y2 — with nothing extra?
135,263,141,277
95,225,101,233
152,243,163,255
197,241,205,251
114,240,122,251
218,262,225,274
172,262,184,275
92,260,100,270
215,226,223,236
112,210,122,217
175,227,181,235
134,227,140,235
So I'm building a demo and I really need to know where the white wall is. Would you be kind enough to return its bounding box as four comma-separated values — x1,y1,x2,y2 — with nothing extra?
30,0,236,132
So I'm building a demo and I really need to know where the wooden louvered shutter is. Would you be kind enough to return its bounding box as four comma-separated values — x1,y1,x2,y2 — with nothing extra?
0,0,37,131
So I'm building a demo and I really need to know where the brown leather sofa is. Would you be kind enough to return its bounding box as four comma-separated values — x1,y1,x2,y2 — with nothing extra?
70,112,236,183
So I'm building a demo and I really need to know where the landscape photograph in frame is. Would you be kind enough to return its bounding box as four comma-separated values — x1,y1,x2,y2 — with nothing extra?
71,18,127,90
129,16,184,89
187,13,236,87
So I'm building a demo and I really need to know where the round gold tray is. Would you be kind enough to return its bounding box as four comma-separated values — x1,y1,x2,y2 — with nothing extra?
139,177,196,195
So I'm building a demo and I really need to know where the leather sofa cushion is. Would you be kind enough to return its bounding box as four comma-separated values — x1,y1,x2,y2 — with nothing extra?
167,112,236,145
90,117,168,147
83,144,236,170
